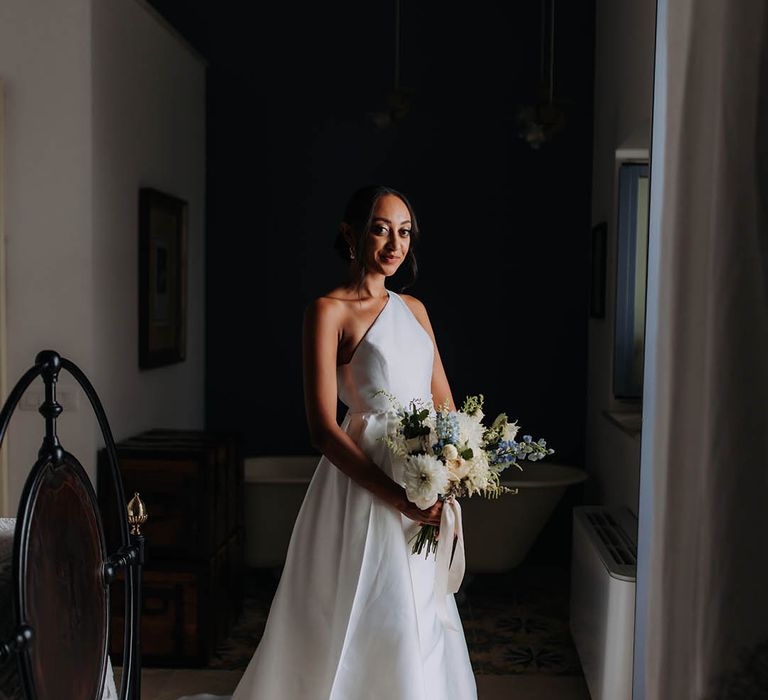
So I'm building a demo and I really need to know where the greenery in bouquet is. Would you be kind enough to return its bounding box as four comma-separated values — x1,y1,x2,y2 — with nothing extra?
378,392,555,557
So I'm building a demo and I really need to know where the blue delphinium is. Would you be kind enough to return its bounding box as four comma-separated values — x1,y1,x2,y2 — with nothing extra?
488,436,555,470
432,410,459,454
489,439,516,466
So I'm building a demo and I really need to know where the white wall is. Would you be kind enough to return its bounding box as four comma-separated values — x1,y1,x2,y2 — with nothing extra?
91,0,206,439
0,0,205,514
0,0,95,513
586,0,656,511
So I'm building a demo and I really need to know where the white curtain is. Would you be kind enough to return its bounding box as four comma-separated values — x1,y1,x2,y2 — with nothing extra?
636,0,768,698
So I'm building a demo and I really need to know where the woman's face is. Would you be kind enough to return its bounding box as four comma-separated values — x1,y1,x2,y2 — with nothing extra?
363,194,412,277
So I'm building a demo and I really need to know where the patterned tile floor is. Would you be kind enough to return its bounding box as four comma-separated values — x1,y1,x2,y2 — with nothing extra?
458,566,582,675
123,668,592,700
207,564,584,678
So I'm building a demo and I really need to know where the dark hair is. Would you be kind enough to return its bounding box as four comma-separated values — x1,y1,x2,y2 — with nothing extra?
334,184,420,290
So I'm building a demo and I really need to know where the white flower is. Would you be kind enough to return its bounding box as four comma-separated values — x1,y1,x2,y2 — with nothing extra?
405,436,427,454
503,420,520,442
441,444,459,461
457,412,485,450
404,454,449,509
466,454,491,493
447,457,471,482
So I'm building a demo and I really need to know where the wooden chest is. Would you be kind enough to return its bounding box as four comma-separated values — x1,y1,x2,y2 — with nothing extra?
97,429,244,667
108,528,244,667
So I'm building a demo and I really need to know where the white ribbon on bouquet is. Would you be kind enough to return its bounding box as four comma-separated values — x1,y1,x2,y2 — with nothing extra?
433,494,466,631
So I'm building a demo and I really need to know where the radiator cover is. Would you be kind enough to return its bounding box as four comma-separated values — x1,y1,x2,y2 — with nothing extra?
570,506,637,700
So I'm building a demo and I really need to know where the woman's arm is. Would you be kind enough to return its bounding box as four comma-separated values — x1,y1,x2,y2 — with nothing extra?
302,298,443,526
401,296,456,411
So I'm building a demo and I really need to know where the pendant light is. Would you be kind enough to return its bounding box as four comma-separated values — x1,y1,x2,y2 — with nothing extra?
369,0,412,129
518,0,567,148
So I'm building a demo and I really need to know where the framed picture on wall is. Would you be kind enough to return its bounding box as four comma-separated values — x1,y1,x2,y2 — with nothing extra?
139,188,188,369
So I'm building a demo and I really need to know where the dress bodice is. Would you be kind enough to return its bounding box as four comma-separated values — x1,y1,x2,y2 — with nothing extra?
337,291,434,413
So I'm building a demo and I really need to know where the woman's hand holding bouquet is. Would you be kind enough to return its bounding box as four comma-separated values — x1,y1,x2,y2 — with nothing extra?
379,392,555,557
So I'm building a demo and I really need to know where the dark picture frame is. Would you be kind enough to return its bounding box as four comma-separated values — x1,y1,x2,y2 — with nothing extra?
589,221,607,318
139,188,188,369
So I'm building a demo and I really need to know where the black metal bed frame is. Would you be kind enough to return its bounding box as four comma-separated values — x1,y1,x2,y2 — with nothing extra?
0,350,144,700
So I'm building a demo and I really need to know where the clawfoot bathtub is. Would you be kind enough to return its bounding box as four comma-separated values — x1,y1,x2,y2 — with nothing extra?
244,456,586,572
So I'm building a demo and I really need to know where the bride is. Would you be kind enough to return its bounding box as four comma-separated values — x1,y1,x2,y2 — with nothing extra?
183,185,477,700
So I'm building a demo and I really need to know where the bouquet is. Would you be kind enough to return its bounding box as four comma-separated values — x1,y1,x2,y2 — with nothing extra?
379,392,554,558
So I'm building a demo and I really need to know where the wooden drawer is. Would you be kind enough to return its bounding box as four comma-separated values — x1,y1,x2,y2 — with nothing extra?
127,430,243,535
109,549,231,668
97,430,243,560
101,430,244,666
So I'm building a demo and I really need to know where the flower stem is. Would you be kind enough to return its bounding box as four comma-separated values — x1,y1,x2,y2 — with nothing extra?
411,524,439,558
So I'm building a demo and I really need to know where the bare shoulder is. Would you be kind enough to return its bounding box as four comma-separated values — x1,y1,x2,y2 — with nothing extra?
304,294,347,330
399,293,429,321
399,293,435,337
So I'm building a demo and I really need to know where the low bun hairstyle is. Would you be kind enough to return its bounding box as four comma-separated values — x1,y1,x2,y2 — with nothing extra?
334,184,420,290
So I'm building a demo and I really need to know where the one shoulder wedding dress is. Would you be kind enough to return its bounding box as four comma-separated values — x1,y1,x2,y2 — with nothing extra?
180,290,477,700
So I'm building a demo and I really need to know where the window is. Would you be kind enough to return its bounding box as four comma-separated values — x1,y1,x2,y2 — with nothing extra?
613,163,650,399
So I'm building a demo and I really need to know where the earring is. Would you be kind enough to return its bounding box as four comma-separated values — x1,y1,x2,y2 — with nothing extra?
349,246,355,261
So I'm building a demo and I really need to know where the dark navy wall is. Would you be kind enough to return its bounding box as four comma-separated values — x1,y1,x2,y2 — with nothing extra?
152,0,595,467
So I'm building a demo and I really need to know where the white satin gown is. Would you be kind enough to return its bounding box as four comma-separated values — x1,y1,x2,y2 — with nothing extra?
181,290,477,700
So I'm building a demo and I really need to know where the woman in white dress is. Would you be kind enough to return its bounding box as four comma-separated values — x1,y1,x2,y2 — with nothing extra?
225,185,477,699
